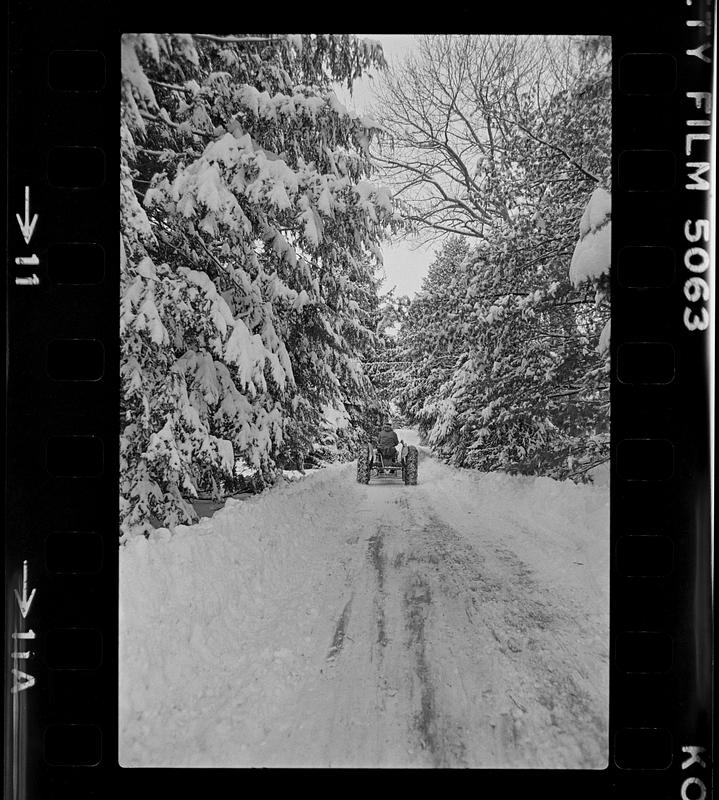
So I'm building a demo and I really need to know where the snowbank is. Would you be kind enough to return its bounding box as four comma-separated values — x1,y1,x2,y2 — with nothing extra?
119,462,353,765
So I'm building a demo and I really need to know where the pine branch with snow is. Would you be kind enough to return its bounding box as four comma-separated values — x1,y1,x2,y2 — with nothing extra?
121,33,395,535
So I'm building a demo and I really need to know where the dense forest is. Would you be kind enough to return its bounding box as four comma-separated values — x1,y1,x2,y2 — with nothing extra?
373,36,611,480
120,34,611,536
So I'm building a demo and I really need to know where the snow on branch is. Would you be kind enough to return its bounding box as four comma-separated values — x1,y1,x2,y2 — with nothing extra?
569,187,611,288
512,121,600,184
191,34,278,44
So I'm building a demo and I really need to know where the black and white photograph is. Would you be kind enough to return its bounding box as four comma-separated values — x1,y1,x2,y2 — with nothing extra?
119,32,611,768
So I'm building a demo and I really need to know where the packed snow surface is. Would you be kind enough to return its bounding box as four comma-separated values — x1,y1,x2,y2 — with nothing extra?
120,431,608,768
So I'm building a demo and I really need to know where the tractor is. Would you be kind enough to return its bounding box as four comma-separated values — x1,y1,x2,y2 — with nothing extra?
356,440,418,485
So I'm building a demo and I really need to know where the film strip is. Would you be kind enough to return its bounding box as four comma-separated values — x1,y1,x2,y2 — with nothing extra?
4,1,714,795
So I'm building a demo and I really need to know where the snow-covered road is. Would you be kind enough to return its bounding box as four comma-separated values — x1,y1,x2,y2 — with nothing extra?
120,432,609,768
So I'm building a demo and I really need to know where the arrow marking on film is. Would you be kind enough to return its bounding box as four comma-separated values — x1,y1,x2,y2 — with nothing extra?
15,186,39,245
13,561,36,619
11,669,35,694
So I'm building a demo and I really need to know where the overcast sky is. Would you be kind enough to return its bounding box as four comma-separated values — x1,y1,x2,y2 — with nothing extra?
334,35,438,300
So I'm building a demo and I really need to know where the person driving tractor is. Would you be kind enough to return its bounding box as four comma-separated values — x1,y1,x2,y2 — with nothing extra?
355,420,417,485
377,421,399,464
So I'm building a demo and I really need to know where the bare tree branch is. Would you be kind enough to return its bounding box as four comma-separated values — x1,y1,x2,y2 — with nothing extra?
511,121,600,183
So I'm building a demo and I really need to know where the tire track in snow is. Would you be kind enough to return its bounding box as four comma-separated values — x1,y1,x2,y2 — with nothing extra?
392,495,471,767
402,571,468,767
332,487,470,766
367,529,386,591
326,595,353,664
401,496,543,767
408,470,608,767
367,528,388,649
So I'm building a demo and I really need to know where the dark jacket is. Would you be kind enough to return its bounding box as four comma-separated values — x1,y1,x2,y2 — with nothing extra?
378,428,399,449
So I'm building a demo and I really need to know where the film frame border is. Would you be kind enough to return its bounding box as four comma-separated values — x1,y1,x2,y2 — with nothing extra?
3,1,714,795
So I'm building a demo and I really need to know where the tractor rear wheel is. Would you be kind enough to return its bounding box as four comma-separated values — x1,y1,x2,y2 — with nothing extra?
356,445,371,483
404,445,418,485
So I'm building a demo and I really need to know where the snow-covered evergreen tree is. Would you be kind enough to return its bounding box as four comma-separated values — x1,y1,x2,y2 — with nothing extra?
364,287,411,415
120,34,397,536
394,39,610,481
